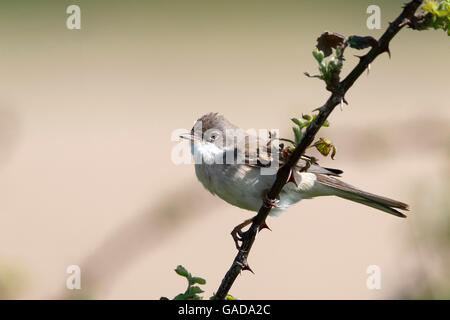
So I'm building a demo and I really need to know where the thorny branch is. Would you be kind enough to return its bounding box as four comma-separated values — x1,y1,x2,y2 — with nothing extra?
213,0,425,300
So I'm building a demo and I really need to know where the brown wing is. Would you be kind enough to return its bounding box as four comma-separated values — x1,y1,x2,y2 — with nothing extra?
242,136,343,176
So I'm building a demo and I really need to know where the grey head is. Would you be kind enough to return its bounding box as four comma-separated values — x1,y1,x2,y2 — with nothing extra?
190,113,239,148
185,113,269,167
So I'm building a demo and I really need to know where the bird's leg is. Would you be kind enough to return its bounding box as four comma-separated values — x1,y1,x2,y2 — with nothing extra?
231,191,278,249
231,218,253,250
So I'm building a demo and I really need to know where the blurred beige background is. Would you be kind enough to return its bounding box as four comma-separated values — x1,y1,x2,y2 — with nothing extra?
0,0,448,299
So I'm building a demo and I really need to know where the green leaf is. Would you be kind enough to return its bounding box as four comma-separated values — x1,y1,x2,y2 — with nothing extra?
292,127,302,145
302,114,312,121
312,49,324,63
225,294,238,300
190,277,206,285
318,62,327,75
301,122,310,129
347,35,378,50
423,0,439,14
291,117,302,127
188,286,204,295
175,265,190,278
310,138,336,159
421,0,450,34
172,265,207,300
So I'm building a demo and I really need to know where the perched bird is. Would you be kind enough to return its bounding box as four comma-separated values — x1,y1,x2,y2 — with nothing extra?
180,113,409,247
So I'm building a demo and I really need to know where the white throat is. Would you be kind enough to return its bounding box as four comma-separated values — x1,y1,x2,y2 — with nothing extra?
191,141,225,164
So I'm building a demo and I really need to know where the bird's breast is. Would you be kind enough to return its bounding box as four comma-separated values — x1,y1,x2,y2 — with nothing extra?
194,163,320,214
194,163,271,211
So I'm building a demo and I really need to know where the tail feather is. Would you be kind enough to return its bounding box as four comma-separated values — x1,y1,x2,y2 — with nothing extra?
335,193,407,218
315,174,409,218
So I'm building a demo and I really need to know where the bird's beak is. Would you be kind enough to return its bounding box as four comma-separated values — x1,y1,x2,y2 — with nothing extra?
179,133,200,142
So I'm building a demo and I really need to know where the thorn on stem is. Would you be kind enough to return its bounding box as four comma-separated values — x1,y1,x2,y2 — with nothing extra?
313,104,326,112
242,262,255,274
258,221,272,232
381,45,391,59
343,97,348,105
386,48,391,59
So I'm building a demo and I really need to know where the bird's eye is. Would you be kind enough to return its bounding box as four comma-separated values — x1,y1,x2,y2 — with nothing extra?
204,130,220,142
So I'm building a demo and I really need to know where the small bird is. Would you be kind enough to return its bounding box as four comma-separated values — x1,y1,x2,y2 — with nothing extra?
181,113,409,248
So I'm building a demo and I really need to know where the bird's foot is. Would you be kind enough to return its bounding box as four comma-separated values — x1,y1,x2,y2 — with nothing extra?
231,217,271,250
231,218,253,250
